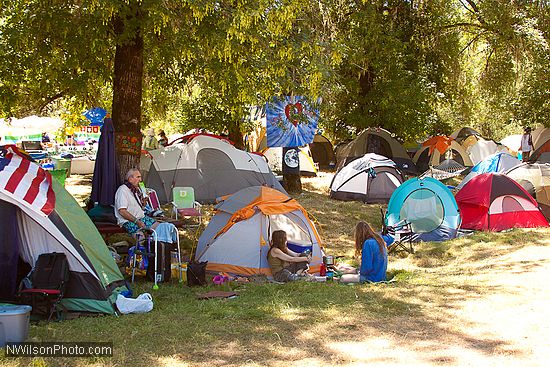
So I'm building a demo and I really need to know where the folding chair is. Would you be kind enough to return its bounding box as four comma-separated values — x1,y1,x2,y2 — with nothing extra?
386,220,415,255
17,253,70,321
145,188,164,217
171,187,202,227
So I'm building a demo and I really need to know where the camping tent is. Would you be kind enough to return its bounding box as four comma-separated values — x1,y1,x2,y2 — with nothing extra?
450,127,481,144
456,173,549,231
500,134,522,156
530,127,550,162
0,146,126,313
385,177,461,242
467,138,510,165
413,137,473,173
457,152,520,190
506,163,550,220
330,153,404,203
196,186,323,276
309,134,336,170
335,128,416,173
140,134,286,204
261,145,318,176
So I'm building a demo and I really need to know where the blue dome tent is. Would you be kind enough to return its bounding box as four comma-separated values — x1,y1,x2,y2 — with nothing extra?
385,177,461,242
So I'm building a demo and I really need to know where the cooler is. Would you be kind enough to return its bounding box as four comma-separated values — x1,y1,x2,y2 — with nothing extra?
0,304,32,347
287,241,313,254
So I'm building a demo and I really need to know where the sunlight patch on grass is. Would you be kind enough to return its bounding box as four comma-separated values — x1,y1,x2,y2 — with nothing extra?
157,356,189,367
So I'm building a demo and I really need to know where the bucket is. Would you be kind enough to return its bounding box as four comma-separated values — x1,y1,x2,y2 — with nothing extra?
0,304,32,347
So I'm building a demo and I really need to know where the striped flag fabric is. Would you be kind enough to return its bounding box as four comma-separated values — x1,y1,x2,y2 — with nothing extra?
0,145,55,215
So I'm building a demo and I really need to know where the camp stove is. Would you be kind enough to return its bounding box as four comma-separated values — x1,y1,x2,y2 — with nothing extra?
322,255,336,279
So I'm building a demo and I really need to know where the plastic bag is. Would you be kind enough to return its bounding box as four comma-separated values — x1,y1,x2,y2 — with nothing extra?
116,293,154,314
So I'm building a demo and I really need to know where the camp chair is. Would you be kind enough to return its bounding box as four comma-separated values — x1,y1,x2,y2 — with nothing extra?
171,187,202,227
145,188,164,217
17,253,70,321
386,220,415,255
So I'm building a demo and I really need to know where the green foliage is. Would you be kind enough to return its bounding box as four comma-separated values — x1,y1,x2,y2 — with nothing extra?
0,0,548,142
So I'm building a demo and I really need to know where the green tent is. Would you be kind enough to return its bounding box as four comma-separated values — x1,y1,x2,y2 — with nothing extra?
0,146,127,314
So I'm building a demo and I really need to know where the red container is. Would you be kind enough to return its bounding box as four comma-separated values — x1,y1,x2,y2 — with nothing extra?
319,263,327,276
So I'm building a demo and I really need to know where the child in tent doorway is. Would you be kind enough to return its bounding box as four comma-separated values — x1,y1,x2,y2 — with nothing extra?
268,230,311,282
339,221,393,283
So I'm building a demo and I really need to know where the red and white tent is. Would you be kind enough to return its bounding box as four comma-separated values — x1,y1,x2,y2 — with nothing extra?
456,173,549,231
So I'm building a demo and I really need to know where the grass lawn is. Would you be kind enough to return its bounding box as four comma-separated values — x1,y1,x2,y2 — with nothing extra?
2,172,550,366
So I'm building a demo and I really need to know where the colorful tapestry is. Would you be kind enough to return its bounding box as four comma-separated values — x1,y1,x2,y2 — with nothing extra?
266,96,319,148
115,132,141,156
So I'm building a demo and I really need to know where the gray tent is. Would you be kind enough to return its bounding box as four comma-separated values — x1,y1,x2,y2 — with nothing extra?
330,153,404,203
140,135,286,204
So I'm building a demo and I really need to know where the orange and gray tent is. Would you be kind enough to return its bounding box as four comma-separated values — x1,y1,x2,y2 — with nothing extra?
196,186,323,276
413,136,473,173
506,163,550,220
309,134,336,169
330,153,404,203
335,128,416,174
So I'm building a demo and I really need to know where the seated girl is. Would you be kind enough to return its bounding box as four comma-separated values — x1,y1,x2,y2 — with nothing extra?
268,230,311,282
339,221,393,283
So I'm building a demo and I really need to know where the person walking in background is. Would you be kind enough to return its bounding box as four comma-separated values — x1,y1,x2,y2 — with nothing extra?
520,127,534,163
142,128,159,150
158,130,168,147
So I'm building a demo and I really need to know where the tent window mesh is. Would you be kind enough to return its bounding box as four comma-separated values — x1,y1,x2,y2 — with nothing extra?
501,196,523,213
400,189,444,233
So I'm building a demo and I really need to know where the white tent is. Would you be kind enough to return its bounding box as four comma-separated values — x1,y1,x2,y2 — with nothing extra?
467,138,510,165
500,134,522,155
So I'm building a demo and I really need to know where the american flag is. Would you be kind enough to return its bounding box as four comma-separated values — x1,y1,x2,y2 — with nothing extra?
0,145,55,215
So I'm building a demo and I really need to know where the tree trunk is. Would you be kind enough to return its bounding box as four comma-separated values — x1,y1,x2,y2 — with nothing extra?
227,120,244,150
283,174,302,193
112,7,144,181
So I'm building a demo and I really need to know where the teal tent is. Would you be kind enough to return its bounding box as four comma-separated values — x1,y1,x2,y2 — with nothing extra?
385,177,461,242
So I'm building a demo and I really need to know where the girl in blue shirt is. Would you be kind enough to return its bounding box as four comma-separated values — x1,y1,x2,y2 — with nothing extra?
340,221,393,283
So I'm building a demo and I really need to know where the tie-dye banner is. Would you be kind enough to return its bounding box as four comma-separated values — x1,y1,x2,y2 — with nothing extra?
266,96,319,148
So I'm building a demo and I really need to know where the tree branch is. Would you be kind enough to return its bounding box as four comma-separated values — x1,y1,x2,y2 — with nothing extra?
39,91,65,113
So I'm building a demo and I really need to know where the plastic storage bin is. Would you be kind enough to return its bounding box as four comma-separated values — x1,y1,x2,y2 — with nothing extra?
0,304,32,347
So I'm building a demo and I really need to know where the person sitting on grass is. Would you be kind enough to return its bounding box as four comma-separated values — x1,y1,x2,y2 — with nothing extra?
268,230,311,282
339,221,393,283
